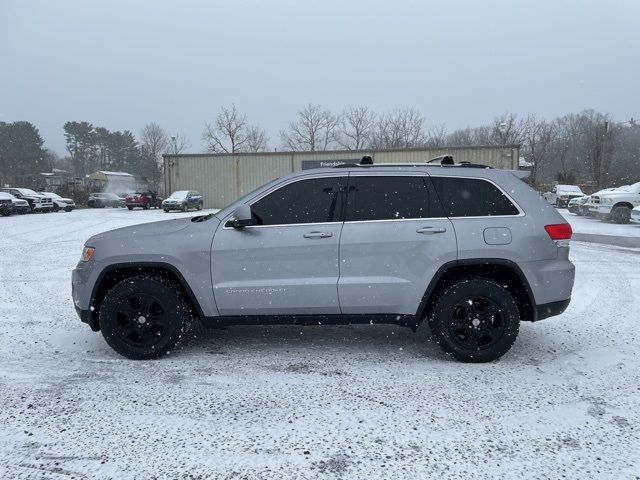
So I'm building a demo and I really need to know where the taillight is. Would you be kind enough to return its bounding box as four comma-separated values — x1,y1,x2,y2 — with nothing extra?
545,223,572,241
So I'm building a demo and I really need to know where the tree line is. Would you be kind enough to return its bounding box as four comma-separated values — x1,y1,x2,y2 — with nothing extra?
1,106,638,191
203,104,639,188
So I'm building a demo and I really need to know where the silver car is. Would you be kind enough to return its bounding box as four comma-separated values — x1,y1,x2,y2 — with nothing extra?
72,162,575,362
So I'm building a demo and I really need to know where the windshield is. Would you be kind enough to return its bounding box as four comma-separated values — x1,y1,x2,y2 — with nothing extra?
557,185,582,193
17,188,38,195
168,191,189,200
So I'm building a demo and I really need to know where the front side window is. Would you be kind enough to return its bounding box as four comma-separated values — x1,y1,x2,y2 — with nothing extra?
430,176,519,217
345,176,433,221
251,176,346,225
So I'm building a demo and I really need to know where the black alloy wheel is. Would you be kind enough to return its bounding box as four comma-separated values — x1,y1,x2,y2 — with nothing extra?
429,278,520,363
99,275,192,359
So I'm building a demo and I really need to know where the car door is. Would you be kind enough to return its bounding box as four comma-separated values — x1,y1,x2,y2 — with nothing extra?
338,173,456,315
211,174,347,316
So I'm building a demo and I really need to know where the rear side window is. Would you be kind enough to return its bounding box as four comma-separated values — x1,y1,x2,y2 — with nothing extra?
430,176,519,217
346,176,434,221
251,176,346,225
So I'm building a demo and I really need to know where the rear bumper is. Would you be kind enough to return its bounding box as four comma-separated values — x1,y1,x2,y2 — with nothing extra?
535,298,571,321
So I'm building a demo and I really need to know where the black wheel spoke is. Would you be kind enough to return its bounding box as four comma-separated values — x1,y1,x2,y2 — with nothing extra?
448,296,506,351
113,293,170,348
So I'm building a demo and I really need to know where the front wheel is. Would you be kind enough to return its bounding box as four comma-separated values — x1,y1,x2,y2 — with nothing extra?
428,278,520,363
197,203,203,211
611,205,631,224
99,275,192,359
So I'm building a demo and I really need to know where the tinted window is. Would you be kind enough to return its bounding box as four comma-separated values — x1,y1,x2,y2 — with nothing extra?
346,176,432,221
430,176,519,217
251,176,346,225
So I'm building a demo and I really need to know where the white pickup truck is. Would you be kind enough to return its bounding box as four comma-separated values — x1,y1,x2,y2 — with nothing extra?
542,185,585,207
589,181,640,223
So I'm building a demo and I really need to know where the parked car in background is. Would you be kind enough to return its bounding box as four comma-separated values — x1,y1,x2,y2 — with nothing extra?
0,192,13,216
162,190,203,212
583,187,621,217
542,185,585,207
631,205,640,224
0,188,53,212
567,195,589,215
0,192,30,215
40,192,76,212
88,192,125,208
125,191,162,210
589,181,640,223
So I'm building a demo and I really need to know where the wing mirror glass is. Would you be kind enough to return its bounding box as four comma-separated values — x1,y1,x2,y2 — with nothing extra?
232,204,253,228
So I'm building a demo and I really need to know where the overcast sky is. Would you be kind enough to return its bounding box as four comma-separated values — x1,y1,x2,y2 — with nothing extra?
1,0,638,155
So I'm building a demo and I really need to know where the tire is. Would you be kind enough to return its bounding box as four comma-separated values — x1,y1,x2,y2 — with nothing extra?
143,203,150,210
182,204,188,212
611,205,631,224
52,204,59,212
127,206,133,211
99,275,192,360
65,206,73,212
0,209,10,217
197,202,203,211
428,278,520,363
164,209,170,213
554,199,561,208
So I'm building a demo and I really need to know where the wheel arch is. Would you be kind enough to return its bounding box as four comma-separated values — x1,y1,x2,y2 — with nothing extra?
613,202,633,210
416,259,536,323
88,262,205,331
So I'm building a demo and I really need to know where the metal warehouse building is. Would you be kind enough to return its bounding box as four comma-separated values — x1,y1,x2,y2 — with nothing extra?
163,145,520,209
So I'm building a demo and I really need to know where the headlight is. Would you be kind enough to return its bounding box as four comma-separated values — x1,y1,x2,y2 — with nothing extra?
81,247,95,262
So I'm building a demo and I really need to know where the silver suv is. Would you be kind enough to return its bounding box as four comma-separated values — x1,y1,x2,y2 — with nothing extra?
72,163,575,362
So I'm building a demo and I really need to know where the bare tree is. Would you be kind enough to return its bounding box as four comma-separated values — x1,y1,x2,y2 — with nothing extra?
490,113,526,145
245,125,268,152
338,106,376,150
522,115,555,186
169,132,189,154
280,104,340,151
140,122,169,191
371,108,426,149
425,124,448,147
202,104,248,153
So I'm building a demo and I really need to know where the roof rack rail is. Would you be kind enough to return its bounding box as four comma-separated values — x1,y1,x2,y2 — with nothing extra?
331,154,491,169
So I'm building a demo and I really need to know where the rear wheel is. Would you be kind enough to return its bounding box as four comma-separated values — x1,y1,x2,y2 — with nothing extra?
428,278,520,363
611,205,631,224
182,203,188,212
127,206,133,211
99,275,192,360
52,203,60,212
197,202,203,211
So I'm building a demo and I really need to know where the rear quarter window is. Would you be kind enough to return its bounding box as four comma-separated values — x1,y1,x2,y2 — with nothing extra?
430,176,519,217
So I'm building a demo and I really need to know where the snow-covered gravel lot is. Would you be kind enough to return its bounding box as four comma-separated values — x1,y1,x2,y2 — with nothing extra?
561,209,640,237
1,208,639,479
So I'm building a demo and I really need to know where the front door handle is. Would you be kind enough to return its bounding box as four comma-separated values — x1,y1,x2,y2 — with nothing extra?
303,231,333,239
416,226,447,234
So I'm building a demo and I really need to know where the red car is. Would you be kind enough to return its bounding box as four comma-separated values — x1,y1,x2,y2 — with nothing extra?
125,191,162,210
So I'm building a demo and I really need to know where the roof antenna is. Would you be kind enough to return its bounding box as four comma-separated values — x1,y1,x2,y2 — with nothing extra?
360,155,373,165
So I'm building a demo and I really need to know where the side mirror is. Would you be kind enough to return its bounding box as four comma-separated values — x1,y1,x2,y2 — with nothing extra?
232,204,253,228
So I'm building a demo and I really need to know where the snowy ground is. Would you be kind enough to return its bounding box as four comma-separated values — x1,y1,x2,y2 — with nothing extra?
0,208,639,479
560,208,640,237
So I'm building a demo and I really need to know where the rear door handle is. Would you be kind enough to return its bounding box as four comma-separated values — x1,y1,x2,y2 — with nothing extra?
416,226,447,234
303,231,333,239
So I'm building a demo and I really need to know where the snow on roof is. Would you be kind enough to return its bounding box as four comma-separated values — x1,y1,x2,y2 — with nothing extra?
518,156,533,167
98,171,133,177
